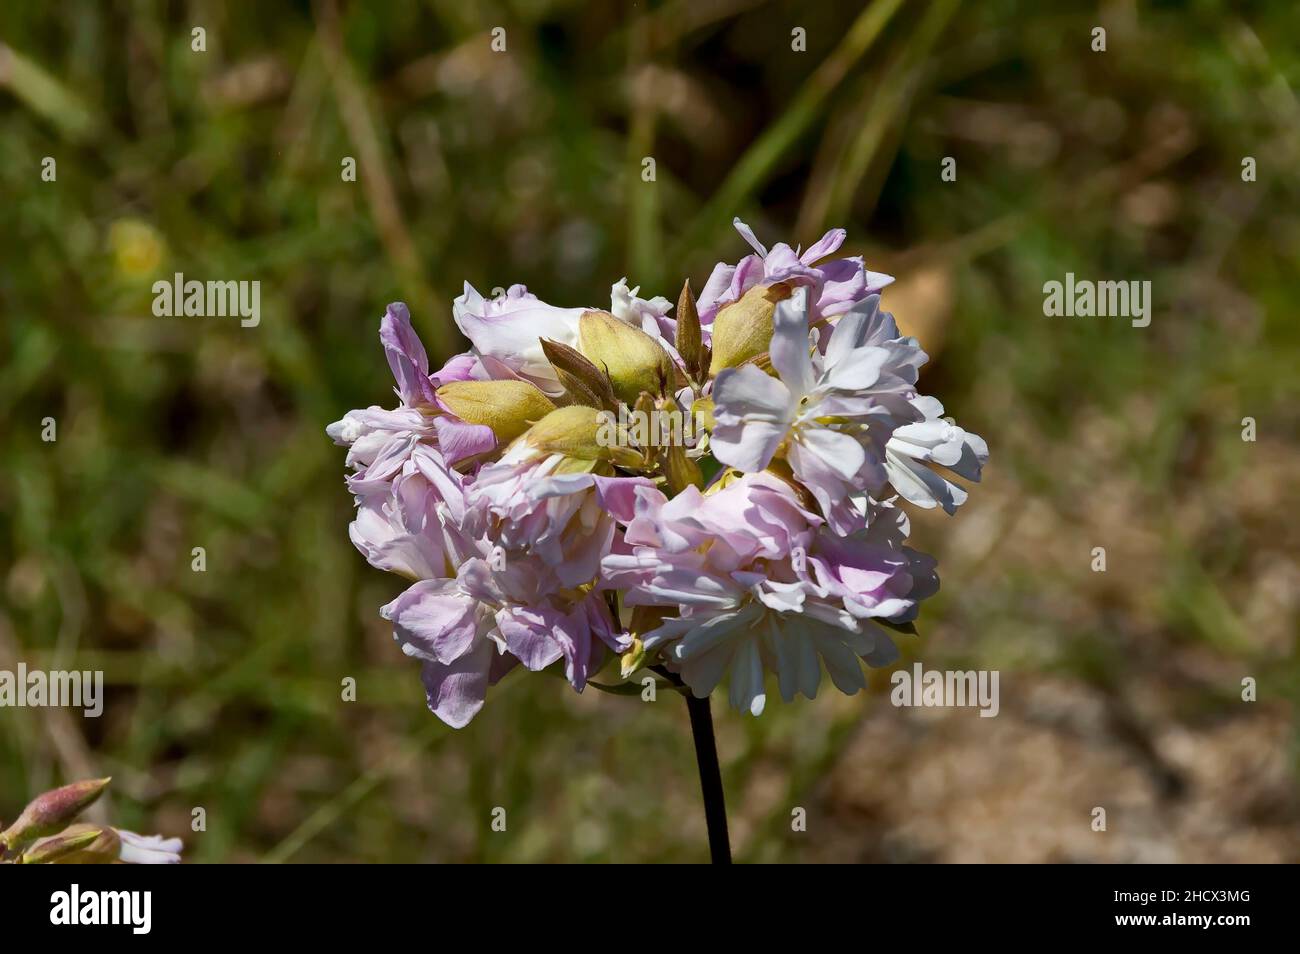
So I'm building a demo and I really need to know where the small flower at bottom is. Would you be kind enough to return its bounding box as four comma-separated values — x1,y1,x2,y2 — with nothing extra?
603,473,934,715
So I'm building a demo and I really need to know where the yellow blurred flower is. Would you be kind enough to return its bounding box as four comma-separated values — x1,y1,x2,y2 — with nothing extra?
107,218,166,278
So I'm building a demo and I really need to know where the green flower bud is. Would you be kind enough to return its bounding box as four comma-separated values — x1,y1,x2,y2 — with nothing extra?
436,380,556,443
20,824,117,865
708,281,791,376
579,310,674,405
675,280,707,382
48,824,122,864
663,443,703,494
540,338,618,412
525,405,642,468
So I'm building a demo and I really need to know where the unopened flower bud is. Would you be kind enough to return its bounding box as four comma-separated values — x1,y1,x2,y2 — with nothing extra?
525,405,642,467
0,777,111,852
675,279,707,381
437,380,556,443
48,824,122,864
708,281,792,375
540,338,619,412
579,310,674,405
17,825,107,864
663,443,703,494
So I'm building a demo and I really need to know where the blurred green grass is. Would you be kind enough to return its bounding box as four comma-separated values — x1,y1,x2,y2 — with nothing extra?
1,0,1297,862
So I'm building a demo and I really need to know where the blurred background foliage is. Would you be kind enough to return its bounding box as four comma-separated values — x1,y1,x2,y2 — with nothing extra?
1,0,1297,862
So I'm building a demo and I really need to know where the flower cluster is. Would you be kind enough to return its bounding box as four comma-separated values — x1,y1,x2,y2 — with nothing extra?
330,219,987,725
1,777,182,864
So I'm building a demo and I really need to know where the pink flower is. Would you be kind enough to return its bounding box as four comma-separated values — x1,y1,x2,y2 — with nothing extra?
696,218,894,327
382,553,626,726
459,557,624,687
332,232,986,730
329,306,502,584
602,474,933,715
348,445,480,581
327,405,436,479
467,445,652,589
376,438,648,726
328,303,496,473
452,283,589,398
381,574,512,728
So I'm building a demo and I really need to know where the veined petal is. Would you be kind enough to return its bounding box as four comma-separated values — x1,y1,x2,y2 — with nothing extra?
380,303,437,406
671,603,763,662
754,578,807,613
820,345,890,393
794,426,867,481
452,282,587,396
888,418,964,464
677,640,737,700
950,431,989,481
420,640,494,728
382,579,480,665
800,227,847,264
496,605,566,672
770,287,816,398
697,262,737,324
810,628,866,695
432,415,496,465
711,364,794,472
764,614,824,703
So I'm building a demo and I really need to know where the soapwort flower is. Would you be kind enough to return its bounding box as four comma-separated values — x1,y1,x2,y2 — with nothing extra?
330,221,986,862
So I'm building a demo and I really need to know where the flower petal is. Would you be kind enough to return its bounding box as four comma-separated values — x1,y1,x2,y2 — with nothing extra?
710,365,793,472
380,303,437,406
421,639,494,728
769,287,815,398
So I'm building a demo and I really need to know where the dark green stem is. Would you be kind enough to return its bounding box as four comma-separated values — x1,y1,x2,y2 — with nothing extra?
655,665,731,864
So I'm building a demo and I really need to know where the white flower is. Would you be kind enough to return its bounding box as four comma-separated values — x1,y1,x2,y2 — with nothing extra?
116,829,183,864
885,396,988,513
610,277,674,338
709,288,923,532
